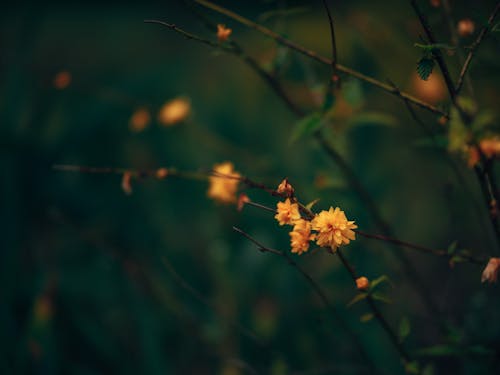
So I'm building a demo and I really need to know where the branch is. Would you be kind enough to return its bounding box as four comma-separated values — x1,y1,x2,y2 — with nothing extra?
193,0,447,117
410,0,457,102
321,0,339,85
355,230,487,265
334,248,412,366
233,227,378,373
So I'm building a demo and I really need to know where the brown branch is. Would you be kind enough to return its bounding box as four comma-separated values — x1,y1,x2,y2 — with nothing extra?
410,0,457,102
355,230,487,265
161,255,265,347
233,227,378,374
335,248,412,366
321,0,339,86
456,2,500,95
193,0,446,117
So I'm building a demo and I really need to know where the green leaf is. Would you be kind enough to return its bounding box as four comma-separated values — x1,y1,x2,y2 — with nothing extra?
347,112,397,128
472,110,496,133
422,364,435,375
447,108,469,152
371,292,392,304
342,79,364,108
305,199,320,211
399,316,411,342
417,57,435,81
370,275,391,291
414,136,448,149
414,42,455,52
347,292,368,307
447,241,458,255
289,112,323,144
321,82,336,113
360,313,374,323
404,361,420,374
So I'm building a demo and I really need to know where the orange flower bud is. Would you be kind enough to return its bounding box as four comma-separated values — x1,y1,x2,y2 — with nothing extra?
155,168,169,179
217,24,232,42
457,19,475,37
121,171,133,195
53,71,71,90
481,258,500,283
276,178,294,197
356,277,370,291
129,107,151,132
237,193,250,211
158,97,190,126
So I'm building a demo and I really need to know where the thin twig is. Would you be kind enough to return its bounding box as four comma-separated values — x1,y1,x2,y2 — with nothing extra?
193,0,447,117
441,0,474,96
355,230,487,265
233,227,378,374
161,255,266,347
455,2,500,95
321,0,339,86
335,248,412,366
410,0,457,102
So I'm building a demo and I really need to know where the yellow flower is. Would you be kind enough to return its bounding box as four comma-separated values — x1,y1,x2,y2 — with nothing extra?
217,24,232,42
481,258,500,283
356,277,370,291
289,219,315,255
158,97,190,126
311,207,357,251
207,162,240,204
275,198,300,226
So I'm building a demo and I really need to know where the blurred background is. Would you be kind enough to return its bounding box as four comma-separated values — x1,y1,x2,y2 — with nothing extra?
2,0,500,373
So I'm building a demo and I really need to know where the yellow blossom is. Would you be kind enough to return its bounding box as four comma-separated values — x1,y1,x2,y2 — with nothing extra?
217,24,232,42
276,178,294,197
356,277,370,291
289,219,315,255
207,162,240,204
481,258,500,283
311,207,357,251
158,97,190,126
275,198,300,226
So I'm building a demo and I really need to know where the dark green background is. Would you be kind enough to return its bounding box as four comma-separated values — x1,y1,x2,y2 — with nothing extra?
2,1,500,374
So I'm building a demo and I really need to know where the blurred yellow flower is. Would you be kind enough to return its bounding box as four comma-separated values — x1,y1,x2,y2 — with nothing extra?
289,219,315,255
158,97,190,126
481,258,500,283
217,24,232,42
275,198,300,226
311,207,357,251
207,162,240,204
356,277,370,291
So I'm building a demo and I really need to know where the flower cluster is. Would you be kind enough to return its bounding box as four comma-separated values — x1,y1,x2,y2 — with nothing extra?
274,180,357,254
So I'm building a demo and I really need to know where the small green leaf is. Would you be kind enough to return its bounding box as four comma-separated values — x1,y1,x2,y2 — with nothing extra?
371,292,392,304
305,199,320,211
370,275,391,291
414,136,448,149
347,112,397,128
321,83,336,113
417,57,435,81
289,112,323,144
415,344,459,357
447,241,458,255
447,107,469,152
404,361,420,374
347,292,368,307
472,110,496,133
360,313,374,323
422,364,435,375
399,316,411,342
342,79,364,108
